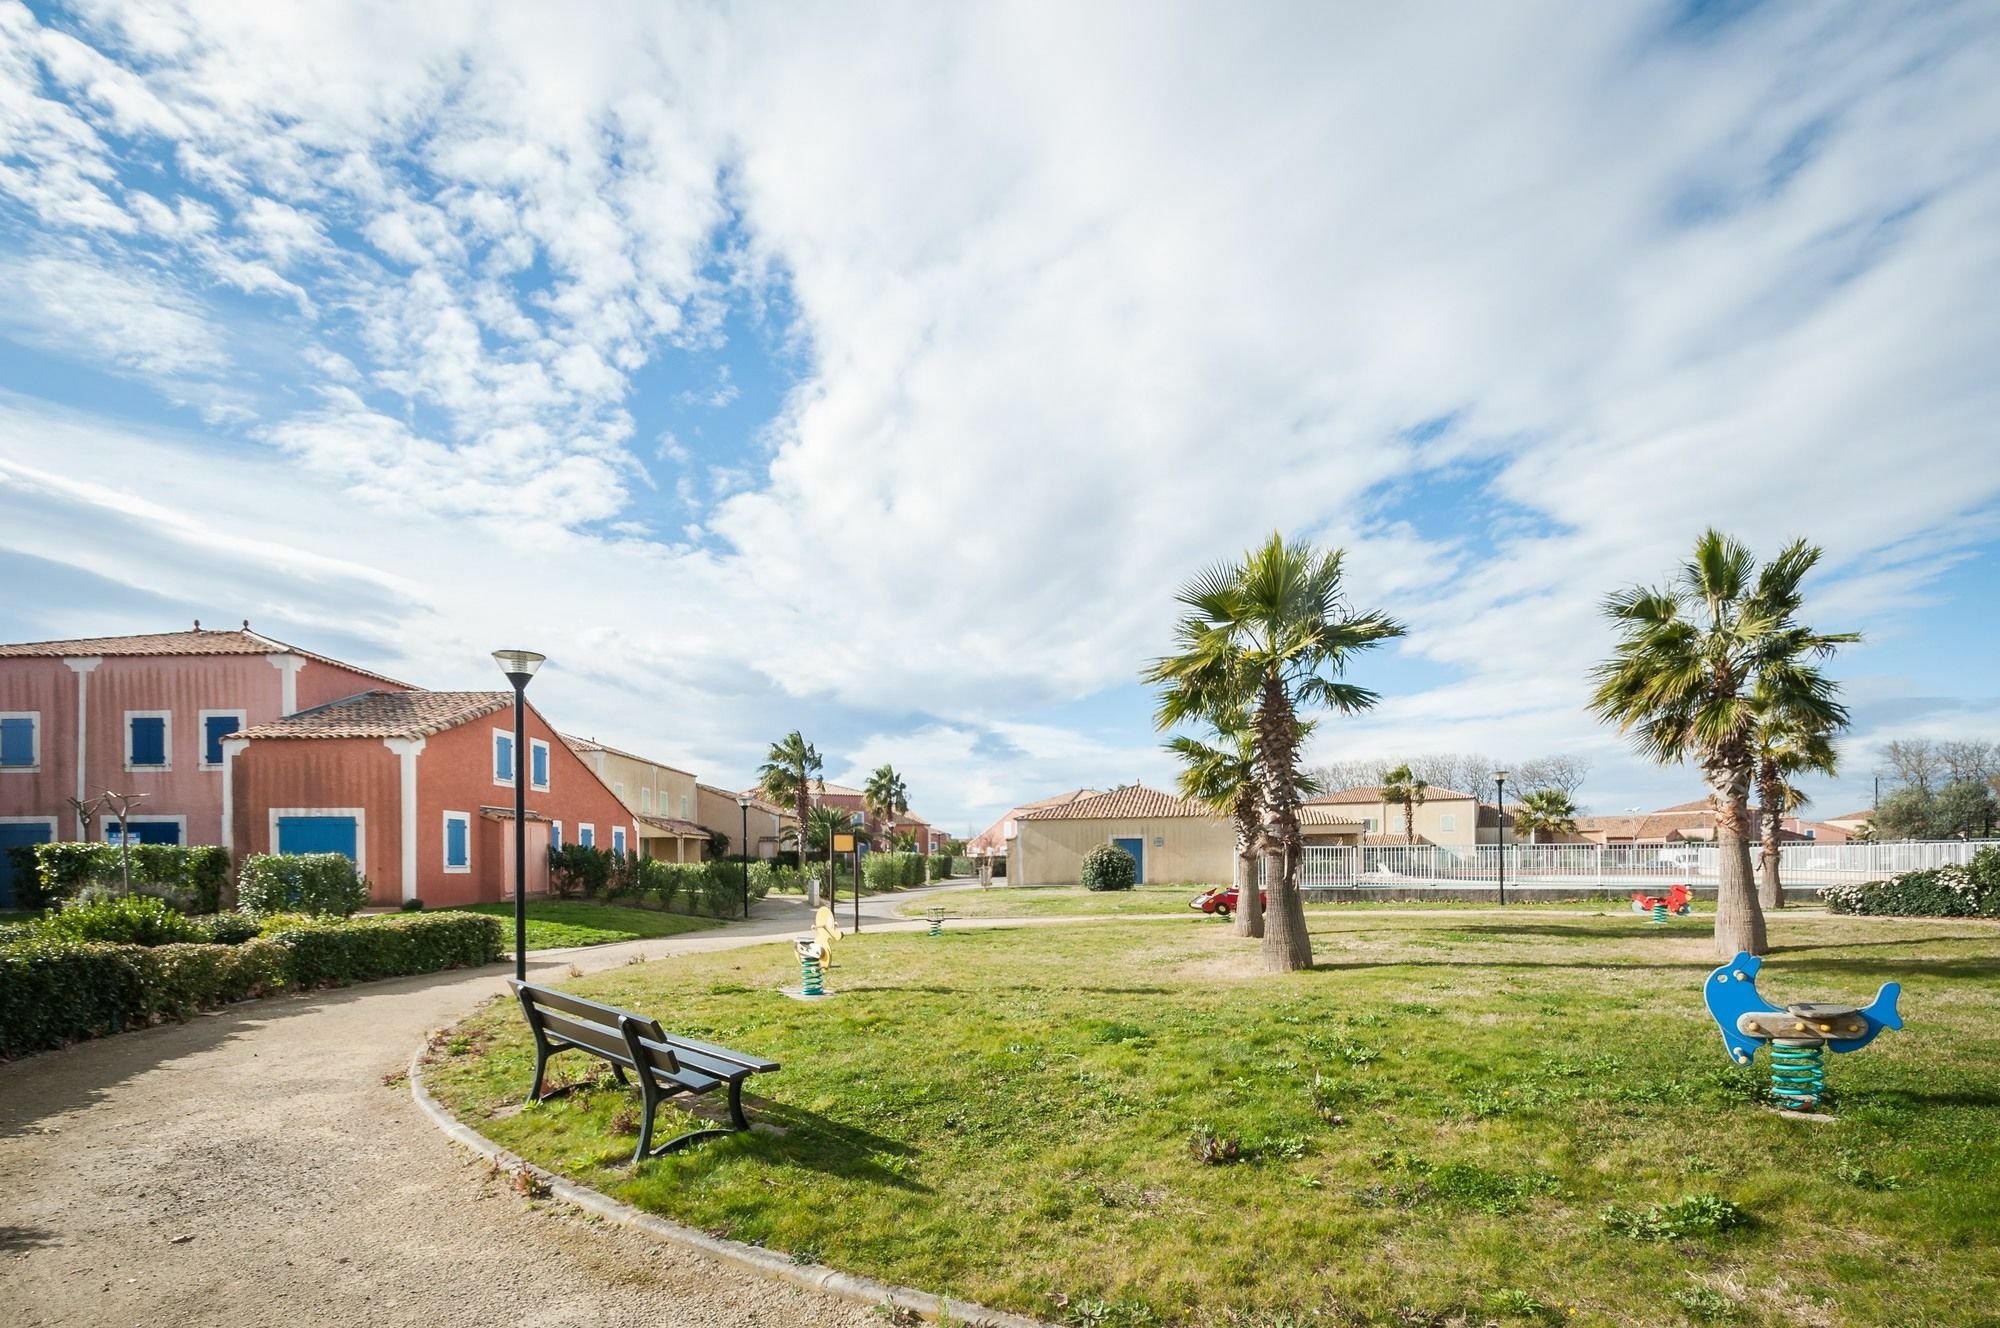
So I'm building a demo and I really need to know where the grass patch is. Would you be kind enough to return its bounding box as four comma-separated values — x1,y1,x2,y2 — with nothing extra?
906,884,1661,921
444,899,724,950
424,910,2000,1325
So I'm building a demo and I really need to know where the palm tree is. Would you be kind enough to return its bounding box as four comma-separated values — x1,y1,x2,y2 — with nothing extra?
1512,787,1578,844
1380,763,1428,844
863,763,910,850
759,731,824,904
1147,533,1403,972
1750,677,1844,911
1590,530,1855,957
1168,712,1277,940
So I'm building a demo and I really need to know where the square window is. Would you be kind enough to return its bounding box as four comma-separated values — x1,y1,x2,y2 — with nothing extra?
200,711,244,768
493,731,515,785
126,712,170,769
530,739,550,791
0,713,38,769
444,812,471,871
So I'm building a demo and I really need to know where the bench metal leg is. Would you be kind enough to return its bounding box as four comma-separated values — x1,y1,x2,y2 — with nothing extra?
727,1078,749,1131
529,1044,553,1101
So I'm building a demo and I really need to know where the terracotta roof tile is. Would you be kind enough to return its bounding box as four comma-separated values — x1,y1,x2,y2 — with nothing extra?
701,784,795,817
968,788,1100,852
637,815,709,836
1019,785,1212,820
238,690,511,740
1307,784,1478,804
0,627,411,687
1299,805,1368,826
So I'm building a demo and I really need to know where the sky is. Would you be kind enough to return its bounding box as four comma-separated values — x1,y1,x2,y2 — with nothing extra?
1,0,1996,836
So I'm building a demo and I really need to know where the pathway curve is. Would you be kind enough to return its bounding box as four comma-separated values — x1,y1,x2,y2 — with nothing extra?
0,889,977,1328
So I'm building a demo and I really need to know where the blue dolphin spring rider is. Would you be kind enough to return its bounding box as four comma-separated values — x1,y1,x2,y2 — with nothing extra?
1704,952,1903,1111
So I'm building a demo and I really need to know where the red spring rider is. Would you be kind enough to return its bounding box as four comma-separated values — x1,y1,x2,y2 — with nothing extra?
1631,882,1692,924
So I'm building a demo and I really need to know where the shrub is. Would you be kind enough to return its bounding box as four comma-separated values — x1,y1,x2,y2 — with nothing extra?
549,844,613,899
8,842,230,913
401,897,425,912
928,854,952,881
192,912,262,945
236,853,370,917
1821,849,2000,917
265,912,502,988
37,894,205,947
1082,842,1138,892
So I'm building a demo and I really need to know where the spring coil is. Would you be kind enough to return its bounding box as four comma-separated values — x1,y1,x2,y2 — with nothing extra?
1770,1039,1827,1109
928,915,944,938
799,951,824,997
1651,901,1669,925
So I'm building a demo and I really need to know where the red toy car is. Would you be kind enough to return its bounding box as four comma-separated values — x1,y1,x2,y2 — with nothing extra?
1631,883,1694,916
1191,884,1268,917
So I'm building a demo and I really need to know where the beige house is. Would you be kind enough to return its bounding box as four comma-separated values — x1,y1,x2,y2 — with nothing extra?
968,788,1099,862
1013,785,1234,886
696,783,797,859
1306,785,1482,846
561,735,709,862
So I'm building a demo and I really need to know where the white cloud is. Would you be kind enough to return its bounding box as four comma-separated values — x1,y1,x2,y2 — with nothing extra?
0,251,226,377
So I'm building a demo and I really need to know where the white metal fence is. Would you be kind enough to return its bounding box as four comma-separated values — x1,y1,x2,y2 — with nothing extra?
1257,840,1997,889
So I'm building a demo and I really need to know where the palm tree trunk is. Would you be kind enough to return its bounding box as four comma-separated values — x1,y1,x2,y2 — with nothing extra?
1756,760,1785,911
1254,673,1313,972
798,789,818,908
1706,756,1767,957
1232,794,1263,938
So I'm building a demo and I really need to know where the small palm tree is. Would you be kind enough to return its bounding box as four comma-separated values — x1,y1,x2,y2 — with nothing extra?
1750,677,1843,910
759,731,824,903
1512,787,1578,844
1147,533,1403,972
863,763,910,850
1380,763,1428,844
1591,530,1855,956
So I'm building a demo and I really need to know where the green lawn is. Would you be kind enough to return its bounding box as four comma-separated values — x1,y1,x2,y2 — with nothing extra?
904,883,1651,920
444,900,724,950
424,911,2000,1326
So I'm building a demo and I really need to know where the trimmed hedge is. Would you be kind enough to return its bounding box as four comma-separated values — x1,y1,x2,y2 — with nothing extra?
36,894,206,946
557,847,778,917
237,852,370,917
1082,842,1138,892
6,842,230,913
864,852,926,892
0,912,502,1059
1821,849,2000,917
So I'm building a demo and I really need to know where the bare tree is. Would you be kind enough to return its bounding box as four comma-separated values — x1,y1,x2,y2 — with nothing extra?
1878,739,1942,794
1406,753,1463,793
1446,753,1502,799
1938,739,2000,787
1514,753,1592,798
1306,757,1385,793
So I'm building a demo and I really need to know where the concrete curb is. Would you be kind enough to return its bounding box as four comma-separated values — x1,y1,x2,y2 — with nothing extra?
407,1044,1053,1328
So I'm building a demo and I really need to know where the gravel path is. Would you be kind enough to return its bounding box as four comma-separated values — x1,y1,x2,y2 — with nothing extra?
0,891,972,1328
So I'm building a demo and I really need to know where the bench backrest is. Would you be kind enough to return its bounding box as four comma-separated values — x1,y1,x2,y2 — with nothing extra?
515,980,675,1070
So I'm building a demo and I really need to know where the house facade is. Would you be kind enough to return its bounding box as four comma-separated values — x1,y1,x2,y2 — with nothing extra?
697,784,796,858
562,735,708,862
1303,785,1482,846
228,690,635,908
0,626,410,903
967,788,1097,862
1012,785,1232,886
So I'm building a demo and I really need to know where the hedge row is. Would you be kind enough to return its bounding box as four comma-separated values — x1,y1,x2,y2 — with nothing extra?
1821,848,2000,917
236,852,370,916
551,847,787,916
0,912,502,1059
5,842,231,913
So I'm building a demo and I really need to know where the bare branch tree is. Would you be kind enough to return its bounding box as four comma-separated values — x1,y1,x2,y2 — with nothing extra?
1878,738,1942,794
1514,753,1592,798
1304,757,1386,793
1937,739,2000,787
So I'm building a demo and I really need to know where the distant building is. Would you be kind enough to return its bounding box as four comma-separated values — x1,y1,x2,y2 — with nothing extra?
1012,785,1229,886
1303,785,1481,846
562,735,708,863
698,784,796,859
1571,798,1837,845
967,788,1099,861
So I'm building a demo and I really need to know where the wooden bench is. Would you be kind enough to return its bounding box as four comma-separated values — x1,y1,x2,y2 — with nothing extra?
511,980,781,1162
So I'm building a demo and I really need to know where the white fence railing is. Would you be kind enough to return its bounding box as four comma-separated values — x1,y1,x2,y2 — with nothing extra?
1257,840,1998,889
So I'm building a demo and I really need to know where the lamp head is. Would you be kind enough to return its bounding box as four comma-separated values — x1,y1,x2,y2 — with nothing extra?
1492,769,1509,786
738,794,752,810
492,648,546,688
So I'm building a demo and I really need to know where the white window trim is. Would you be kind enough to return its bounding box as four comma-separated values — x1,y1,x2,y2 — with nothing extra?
0,711,41,772
550,819,563,850
197,708,247,771
124,709,173,772
492,727,516,788
578,822,595,849
267,806,368,878
611,826,627,855
529,737,551,792
1439,813,1457,833
640,787,652,813
0,814,58,842
442,810,472,873
96,813,189,846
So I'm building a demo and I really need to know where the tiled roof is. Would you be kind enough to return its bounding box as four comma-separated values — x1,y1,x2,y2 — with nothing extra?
1299,805,1368,826
1308,784,1478,804
560,734,696,777
238,690,511,740
702,783,795,818
1653,798,1715,813
637,815,709,837
0,627,412,687
815,782,865,797
968,788,1100,852
1827,809,1875,822
1019,785,1213,820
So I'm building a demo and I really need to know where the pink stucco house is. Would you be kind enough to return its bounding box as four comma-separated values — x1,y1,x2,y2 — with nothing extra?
0,626,409,903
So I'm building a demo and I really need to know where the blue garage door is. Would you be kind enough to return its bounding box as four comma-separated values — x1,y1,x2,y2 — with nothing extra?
276,815,358,863
0,821,54,908
1112,836,1145,885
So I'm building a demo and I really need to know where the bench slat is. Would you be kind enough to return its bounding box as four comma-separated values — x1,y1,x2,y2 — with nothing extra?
517,981,664,1037
538,1009,638,1065
656,1033,781,1073
649,1043,755,1083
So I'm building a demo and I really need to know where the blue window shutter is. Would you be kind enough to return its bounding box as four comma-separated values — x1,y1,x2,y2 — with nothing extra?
446,817,468,867
613,827,626,854
580,826,594,848
532,742,549,787
204,715,239,765
551,822,562,850
495,734,513,780
130,716,166,766
0,717,32,767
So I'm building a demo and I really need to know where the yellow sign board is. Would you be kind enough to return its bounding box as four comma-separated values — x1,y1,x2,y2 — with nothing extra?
833,833,856,853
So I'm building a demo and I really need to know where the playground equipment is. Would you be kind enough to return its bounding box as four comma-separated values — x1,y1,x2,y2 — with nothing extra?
925,907,948,937
1703,952,1903,1111
1632,883,1693,923
1190,884,1268,918
814,905,843,967
794,936,826,997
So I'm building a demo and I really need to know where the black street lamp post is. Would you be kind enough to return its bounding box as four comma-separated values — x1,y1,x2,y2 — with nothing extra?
1493,770,1510,907
493,649,545,982
737,794,753,920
